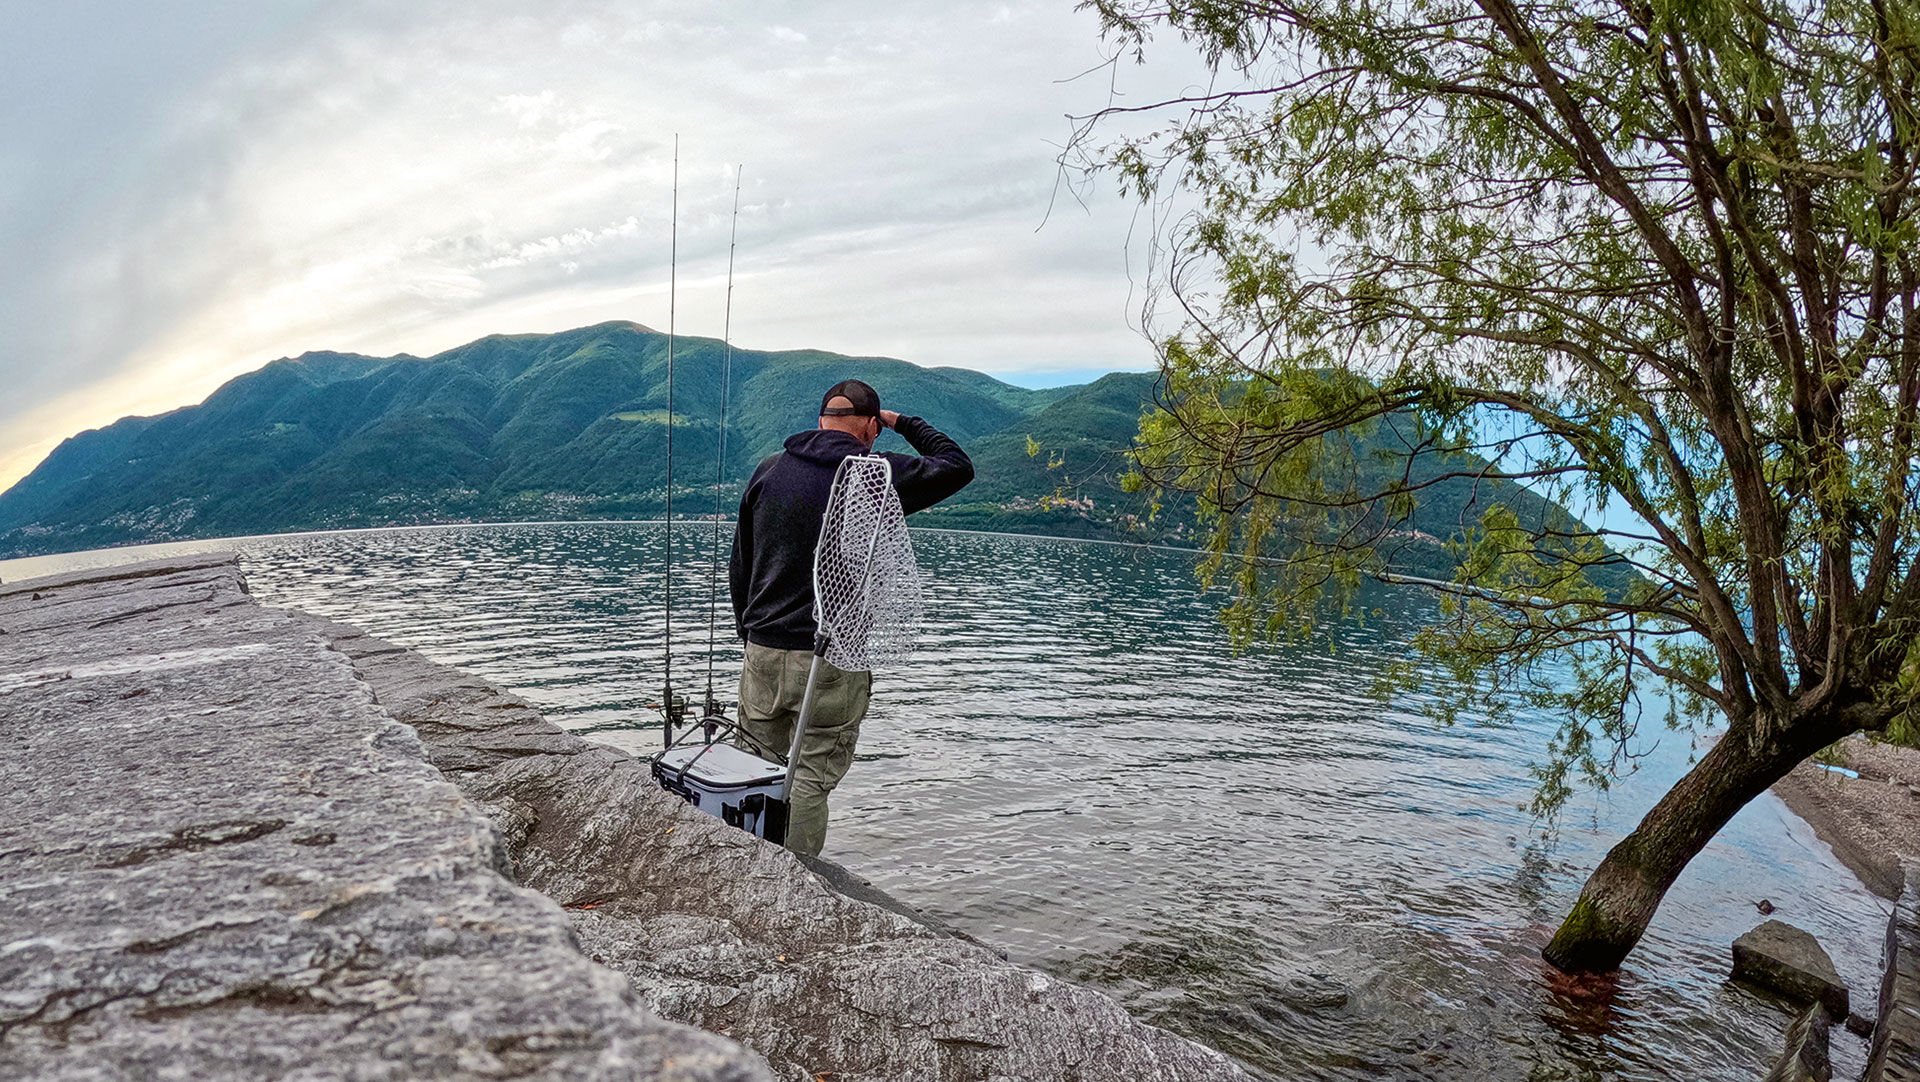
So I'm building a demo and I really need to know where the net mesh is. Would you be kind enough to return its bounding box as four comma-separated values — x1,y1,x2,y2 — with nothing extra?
813,455,923,672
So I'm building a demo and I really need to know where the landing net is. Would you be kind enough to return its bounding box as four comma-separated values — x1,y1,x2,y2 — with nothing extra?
813,455,922,672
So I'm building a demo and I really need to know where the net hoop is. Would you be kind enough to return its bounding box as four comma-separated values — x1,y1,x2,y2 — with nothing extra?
811,454,922,672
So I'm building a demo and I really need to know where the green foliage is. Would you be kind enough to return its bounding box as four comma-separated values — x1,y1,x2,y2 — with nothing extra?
1885,639,1920,748
1079,0,1920,813
1887,717,1920,750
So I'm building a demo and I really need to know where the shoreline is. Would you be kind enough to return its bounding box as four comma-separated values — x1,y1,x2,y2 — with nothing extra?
1772,734,1920,901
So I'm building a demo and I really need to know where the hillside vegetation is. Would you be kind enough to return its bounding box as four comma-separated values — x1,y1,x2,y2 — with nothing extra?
0,322,1614,588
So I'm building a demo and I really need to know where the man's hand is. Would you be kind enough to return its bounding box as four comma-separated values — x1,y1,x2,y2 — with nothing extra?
878,409,900,429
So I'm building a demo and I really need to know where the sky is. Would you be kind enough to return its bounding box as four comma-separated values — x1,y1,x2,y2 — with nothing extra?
0,1,1202,493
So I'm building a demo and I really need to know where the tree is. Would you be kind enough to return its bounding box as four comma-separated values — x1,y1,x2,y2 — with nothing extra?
1072,0,1920,972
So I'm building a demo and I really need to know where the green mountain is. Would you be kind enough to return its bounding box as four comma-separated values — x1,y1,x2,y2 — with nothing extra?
0,322,1616,590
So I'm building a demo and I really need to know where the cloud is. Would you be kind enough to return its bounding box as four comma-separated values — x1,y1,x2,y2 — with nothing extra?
476,217,642,270
402,269,490,303
0,0,1208,493
494,90,561,128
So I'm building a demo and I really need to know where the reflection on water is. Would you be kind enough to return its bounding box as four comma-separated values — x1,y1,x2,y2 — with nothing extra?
2,524,1889,1081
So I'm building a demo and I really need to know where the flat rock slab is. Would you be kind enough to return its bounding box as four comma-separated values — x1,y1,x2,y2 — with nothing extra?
1762,1003,1832,1082
0,556,768,1081
1734,919,1850,1018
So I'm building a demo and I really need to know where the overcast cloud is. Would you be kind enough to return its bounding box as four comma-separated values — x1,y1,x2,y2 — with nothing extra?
0,0,1200,491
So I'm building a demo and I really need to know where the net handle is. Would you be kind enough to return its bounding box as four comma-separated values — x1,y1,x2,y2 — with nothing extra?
781,647,828,801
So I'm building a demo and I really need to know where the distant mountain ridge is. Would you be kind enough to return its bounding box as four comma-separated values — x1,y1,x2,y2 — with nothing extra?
0,322,1095,556
0,322,1605,583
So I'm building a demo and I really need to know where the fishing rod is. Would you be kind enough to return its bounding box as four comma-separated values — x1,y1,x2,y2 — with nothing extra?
661,134,682,746
703,165,743,719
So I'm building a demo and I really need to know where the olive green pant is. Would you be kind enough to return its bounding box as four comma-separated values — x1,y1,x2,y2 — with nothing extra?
736,641,871,857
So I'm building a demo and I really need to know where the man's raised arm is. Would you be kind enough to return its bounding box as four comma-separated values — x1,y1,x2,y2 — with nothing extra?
878,409,973,514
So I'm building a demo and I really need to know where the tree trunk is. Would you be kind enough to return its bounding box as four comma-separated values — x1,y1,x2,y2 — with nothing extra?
1542,718,1832,973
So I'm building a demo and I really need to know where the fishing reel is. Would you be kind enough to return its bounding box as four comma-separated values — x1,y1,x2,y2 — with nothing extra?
657,683,736,743
698,689,732,739
658,685,690,734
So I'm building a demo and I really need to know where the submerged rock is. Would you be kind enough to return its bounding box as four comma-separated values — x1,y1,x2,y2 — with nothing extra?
1733,919,1850,1018
1277,972,1351,1011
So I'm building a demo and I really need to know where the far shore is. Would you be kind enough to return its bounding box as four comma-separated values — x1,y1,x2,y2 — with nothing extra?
0,519,1216,582
1773,734,1920,900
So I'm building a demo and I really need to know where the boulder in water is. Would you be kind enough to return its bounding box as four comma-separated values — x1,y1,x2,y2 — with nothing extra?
1733,919,1850,1018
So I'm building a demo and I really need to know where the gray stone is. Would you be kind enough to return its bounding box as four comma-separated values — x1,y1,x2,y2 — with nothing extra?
3,554,1247,1081
1867,867,1920,1081
1761,1003,1831,1082
0,555,769,1081
319,596,1252,1079
1733,919,1850,1018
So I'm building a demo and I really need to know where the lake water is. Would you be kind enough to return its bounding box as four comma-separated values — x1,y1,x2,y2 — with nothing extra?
3,524,1889,1081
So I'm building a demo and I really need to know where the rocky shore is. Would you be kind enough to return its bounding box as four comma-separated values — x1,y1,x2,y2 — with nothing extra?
0,555,1247,1080
1774,736,1920,901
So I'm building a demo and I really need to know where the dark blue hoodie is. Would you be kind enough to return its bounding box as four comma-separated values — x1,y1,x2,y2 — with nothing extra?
729,415,974,651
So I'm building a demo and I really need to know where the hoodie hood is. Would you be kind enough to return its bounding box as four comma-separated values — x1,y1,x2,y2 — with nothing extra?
783,428,870,466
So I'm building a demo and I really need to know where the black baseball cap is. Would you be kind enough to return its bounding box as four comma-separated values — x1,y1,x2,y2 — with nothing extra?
819,378,881,417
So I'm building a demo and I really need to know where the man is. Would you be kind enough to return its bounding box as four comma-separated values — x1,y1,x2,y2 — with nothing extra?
729,378,973,856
